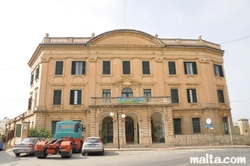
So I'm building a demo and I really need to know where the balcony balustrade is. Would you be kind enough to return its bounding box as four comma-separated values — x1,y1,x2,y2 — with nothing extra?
90,96,171,107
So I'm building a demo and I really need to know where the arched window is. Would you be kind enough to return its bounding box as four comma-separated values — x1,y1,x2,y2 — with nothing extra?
121,88,133,97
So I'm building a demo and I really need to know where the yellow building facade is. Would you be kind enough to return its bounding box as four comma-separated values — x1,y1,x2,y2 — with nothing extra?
7,29,234,147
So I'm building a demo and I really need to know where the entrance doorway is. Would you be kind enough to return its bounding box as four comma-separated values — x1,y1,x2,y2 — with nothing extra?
125,116,134,142
102,117,113,143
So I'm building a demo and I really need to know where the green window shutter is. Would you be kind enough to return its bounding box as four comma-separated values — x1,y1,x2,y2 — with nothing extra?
171,89,179,103
168,62,176,74
123,61,130,74
142,61,150,74
103,61,110,74
16,124,22,137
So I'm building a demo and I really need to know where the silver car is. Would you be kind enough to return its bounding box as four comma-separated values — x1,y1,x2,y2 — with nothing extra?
13,137,42,157
82,137,104,156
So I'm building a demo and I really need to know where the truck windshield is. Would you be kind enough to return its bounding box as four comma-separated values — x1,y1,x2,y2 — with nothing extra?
57,124,74,130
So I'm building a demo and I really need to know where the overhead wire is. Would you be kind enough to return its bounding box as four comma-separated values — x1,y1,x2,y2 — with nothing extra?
220,35,250,44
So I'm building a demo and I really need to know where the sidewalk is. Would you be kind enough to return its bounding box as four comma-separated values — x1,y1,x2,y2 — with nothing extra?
105,145,250,151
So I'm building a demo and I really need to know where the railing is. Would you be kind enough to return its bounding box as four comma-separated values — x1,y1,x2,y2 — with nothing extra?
1,129,14,143
161,38,221,49
42,37,221,49
90,96,171,106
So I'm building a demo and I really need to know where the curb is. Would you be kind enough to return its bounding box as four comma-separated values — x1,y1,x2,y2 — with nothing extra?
105,145,250,151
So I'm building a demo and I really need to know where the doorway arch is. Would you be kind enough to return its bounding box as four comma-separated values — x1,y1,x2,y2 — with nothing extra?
151,112,165,143
125,116,134,142
102,117,113,143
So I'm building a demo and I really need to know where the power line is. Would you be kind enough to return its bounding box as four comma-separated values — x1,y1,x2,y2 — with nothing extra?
0,65,27,71
220,35,250,44
230,98,250,102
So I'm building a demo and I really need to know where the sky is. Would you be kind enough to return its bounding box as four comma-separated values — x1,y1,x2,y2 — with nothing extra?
0,0,249,123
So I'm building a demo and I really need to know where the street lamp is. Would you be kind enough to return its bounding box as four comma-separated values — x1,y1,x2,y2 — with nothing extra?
110,110,126,149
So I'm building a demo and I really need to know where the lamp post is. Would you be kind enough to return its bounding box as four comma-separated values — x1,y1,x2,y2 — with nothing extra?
110,110,126,149
206,118,213,147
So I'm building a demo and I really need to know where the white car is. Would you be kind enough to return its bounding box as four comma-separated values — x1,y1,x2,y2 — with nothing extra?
82,137,104,156
13,137,43,157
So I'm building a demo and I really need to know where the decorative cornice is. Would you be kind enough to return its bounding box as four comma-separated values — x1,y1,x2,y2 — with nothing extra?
198,58,209,64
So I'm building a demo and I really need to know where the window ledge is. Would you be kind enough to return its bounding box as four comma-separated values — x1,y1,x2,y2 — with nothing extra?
186,75,197,78
73,75,85,79
71,105,84,108
168,74,178,78
122,74,132,77
172,103,181,107
188,103,199,107
54,75,64,79
141,74,152,77
215,76,223,80
102,74,112,77
50,105,63,109
219,103,227,108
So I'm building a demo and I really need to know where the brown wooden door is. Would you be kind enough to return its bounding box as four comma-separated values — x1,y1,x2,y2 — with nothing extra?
125,117,134,142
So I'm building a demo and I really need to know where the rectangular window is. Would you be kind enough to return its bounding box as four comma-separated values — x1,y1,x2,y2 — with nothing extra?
102,89,111,97
103,61,110,74
71,61,86,75
143,89,151,97
173,118,182,134
102,89,111,103
171,89,179,103
55,61,64,75
187,89,197,103
168,61,176,74
30,74,34,85
184,62,197,75
223,117,229,134
218,90,225,103
52,121,60,135
70,90,82,105
123,61,130,74
28,97,32,110
192,118,201,133
34,91,37,108
35,67,39,80
214,64,224,77
142,61,150,74
53,90,62,105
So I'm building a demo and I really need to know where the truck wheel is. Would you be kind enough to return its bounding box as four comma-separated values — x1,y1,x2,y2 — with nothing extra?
68,145,73,158
36,151,47,159
61,145,73,158
15,153,20,157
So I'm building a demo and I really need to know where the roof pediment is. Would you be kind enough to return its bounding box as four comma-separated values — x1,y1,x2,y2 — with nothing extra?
87,29,164,46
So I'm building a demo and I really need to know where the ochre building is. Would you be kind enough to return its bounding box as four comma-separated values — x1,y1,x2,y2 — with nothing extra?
6,29,234,147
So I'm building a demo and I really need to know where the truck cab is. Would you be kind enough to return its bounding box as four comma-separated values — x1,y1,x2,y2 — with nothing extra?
54,121,84,139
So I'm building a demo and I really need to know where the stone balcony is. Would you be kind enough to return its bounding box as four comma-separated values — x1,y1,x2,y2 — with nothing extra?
90,96,171,107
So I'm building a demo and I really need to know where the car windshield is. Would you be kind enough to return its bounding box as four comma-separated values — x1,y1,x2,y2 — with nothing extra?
21,138,36,143
86,138,100,143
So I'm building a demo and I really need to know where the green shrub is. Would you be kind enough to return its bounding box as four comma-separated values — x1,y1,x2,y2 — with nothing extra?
29,128,52,138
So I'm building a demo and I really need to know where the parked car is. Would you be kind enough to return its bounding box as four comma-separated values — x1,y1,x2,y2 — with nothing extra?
13,137,43,157
82,137,104,156
0,141,3,151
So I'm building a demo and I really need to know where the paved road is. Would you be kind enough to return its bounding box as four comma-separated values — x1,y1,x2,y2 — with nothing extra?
0,147,250,166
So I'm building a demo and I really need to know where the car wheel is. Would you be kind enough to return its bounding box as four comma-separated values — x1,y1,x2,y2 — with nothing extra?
100,149,104,156
15,153,20,157
82,152,86,156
